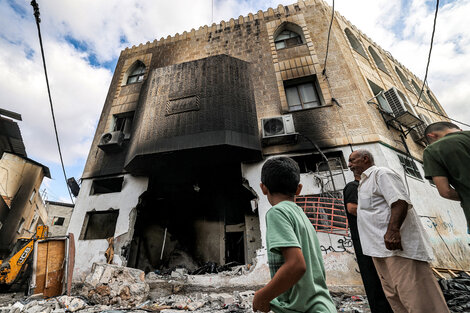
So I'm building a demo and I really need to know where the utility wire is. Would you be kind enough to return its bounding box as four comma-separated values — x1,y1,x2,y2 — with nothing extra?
416,103,470,128
322,0,335,76
415,0,438,107
409,0,469,128
31,0,74,204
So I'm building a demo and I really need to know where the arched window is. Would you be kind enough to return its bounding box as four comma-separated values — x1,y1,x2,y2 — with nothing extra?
395,67,413,91
427,91,444,115
344,28,367,58
274,30,303,50
411,80,429,104
368,47,388,73
126,62,146,84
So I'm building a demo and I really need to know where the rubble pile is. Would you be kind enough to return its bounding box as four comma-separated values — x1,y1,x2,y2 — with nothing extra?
439,272,470,313
0,291,372,313
79,264,149,307
331,293,370,313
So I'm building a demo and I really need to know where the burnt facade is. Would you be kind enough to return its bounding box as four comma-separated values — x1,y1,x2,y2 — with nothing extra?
68,0,470,286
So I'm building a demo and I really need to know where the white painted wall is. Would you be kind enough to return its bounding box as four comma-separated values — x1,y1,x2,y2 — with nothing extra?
67,174,148,281
241,142,470,289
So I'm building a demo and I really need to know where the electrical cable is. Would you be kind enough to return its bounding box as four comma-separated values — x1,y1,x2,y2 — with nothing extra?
30,0,74,204
415,103,470,128
415,0,438,107
322,0,335,76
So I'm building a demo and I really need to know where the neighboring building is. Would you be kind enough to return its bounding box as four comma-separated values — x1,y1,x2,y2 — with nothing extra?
45,201,74,237
0,110,50,257
68,0,470,288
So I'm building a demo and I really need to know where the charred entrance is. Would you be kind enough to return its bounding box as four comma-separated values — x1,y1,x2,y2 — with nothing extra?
128,163,260,273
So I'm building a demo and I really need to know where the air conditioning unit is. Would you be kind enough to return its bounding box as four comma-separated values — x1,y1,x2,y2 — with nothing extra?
382,87,421,128
410,114,430,143
261,114,297,145
98,131,124,152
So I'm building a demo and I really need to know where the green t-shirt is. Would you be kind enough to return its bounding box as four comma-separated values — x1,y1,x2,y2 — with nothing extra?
266,200,336,313
423,131,470,229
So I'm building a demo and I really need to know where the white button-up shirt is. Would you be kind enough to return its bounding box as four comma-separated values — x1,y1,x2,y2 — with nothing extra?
357,166,433,262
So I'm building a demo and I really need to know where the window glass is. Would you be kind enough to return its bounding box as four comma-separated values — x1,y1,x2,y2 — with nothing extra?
274,30,302,50
427,91,444,115
298,83,319,108
286,87,302,111
285,78,322,111
126,63,145,85
275,41,286,50
344,28,367,58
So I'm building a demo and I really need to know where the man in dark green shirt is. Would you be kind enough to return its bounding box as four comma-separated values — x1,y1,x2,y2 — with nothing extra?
423,121,470,232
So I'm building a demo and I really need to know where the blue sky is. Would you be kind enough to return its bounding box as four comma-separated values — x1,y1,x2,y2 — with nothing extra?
1,0,469,203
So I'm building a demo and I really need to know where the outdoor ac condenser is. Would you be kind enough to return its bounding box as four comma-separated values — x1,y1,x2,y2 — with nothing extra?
98,131,124,152
261,114,295,138
382,87,421,128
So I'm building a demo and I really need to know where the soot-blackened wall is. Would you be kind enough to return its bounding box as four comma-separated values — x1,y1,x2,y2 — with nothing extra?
125,55,261,173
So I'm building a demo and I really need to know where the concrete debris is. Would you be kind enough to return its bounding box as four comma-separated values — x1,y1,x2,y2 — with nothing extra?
56,296,88,312
0,290,373,313
80,263,149,307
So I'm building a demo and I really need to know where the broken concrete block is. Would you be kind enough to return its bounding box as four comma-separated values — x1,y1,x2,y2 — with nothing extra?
57,296,88,312
80,263,149,307
218,293,234,305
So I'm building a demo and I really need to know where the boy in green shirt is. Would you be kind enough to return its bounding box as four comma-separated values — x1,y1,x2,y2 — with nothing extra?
253,157,336,313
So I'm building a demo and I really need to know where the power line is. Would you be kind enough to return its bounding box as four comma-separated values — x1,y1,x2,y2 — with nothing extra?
412,0,470,128
416,103,470,128
415,0,438,108
30,0,74,204
322,0,335,76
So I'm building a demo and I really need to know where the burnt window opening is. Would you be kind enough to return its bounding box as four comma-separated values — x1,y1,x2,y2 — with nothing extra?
344,28,367,58
367,79,392,113
53,216,65,226
284,76,323,111
91,177,124,195
113,112,134,139
398,155,422,180
291,151,347,174
275,30,303,50
80,210,119,240
127,164,261,273
368,46,388,74
126,62,145,84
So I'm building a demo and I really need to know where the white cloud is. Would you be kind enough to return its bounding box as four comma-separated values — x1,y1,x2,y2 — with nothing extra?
1,0,469,202
328,0,470,129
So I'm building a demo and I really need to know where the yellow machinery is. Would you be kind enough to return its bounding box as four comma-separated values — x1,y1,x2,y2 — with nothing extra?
0,225,48,287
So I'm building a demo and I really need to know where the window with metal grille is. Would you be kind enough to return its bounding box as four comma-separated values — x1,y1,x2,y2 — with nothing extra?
398,155,422,179
295,196,349,236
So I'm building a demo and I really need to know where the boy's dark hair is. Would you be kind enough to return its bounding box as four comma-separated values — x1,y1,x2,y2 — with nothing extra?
424,121,460,138
261,157,300,196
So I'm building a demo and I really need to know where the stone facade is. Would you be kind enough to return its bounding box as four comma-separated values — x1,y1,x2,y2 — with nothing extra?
69,0,468,289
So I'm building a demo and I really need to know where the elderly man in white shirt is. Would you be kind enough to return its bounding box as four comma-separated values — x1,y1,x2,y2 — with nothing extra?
348,149,449,313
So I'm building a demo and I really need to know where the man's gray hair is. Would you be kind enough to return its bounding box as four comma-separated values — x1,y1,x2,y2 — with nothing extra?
354,149,375,164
